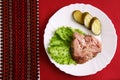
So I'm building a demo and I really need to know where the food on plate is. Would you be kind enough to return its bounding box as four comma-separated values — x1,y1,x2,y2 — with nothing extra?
90,17,101,35
72,10,84,24
82,12,93,29
72,10,101,35
71,32,102,64
48,26,101,65
48,26,84,65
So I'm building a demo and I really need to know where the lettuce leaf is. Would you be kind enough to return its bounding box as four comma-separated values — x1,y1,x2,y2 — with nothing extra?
48,26,84,65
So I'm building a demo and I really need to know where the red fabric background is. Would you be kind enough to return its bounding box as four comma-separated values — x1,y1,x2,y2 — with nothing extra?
40,0,120,80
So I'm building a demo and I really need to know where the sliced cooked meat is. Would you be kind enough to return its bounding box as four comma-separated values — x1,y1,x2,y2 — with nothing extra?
71,32,102,64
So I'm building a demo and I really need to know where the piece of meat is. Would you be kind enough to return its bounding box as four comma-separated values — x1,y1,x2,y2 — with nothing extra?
71,32,102,64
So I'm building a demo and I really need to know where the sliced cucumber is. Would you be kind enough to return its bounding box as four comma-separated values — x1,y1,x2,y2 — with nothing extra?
90,17,101,35
83,12,93,29
72,10,101,35
72,10,84,24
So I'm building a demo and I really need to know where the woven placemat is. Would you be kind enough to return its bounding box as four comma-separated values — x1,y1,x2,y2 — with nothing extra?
0,0,39,80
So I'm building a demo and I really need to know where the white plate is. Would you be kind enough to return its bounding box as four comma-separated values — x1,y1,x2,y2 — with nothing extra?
44,3,117,76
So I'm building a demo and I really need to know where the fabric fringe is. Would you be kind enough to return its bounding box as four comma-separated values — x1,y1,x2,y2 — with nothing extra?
36,0,40,79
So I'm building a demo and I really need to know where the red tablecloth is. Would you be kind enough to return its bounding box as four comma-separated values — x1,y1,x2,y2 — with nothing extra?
40,0,120,80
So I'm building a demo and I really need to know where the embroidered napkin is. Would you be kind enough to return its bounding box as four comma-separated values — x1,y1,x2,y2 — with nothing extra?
0,0,39,80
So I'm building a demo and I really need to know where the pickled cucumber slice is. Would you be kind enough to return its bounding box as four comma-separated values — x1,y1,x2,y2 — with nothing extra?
90,17,101,35
83,12,93,29
72,10,84,24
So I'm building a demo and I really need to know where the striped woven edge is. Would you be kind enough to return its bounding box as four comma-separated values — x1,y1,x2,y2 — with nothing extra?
0,0,3,78
0,0,40,80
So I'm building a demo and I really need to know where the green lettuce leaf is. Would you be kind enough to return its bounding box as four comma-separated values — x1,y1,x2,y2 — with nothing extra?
48,26,84,65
